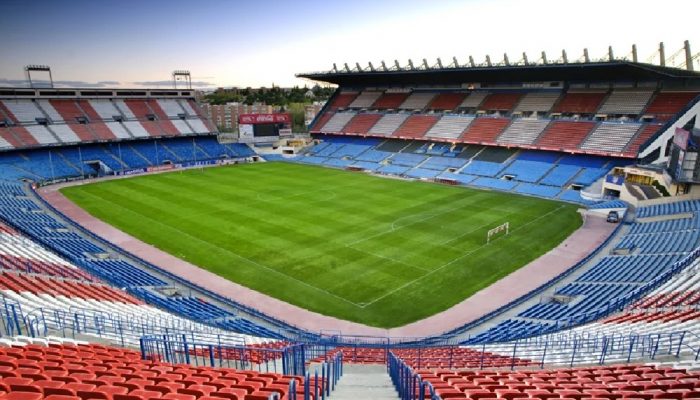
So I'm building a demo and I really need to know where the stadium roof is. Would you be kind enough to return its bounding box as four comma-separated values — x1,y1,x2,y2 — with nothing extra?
297,61,700,87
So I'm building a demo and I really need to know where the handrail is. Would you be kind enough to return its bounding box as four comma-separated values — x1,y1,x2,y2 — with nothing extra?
140,334,343,400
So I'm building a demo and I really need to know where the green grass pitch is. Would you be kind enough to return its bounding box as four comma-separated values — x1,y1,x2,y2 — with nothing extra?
61,162,583,328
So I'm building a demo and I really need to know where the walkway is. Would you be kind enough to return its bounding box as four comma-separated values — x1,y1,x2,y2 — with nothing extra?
330,364,398,400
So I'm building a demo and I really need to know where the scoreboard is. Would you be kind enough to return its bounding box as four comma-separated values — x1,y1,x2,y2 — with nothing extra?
238,113,292,143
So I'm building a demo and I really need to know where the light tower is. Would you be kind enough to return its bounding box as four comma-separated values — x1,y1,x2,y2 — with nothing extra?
25,65,53,88
172,70,192,89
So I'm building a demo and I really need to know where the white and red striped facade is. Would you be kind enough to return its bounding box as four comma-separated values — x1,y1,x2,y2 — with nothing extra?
0,88,217,151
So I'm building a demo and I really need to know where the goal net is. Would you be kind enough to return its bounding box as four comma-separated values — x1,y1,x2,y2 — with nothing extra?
487,222,509,243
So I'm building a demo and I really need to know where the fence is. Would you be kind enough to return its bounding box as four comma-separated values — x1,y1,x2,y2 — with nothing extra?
388,331,699,400
140,334,344,400
389,351,439,400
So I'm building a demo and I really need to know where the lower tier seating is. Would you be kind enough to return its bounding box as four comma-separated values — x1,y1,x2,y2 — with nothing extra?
415,363,700,400
293,136,625,205
0,340,309,400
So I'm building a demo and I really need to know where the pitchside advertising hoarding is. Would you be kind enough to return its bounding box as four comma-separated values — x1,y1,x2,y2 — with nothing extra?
238,113,292,143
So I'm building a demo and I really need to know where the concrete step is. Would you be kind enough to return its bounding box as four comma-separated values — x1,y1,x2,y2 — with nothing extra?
331,364,398,400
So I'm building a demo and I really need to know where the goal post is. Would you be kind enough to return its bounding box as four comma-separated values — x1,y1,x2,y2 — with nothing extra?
487,222,509,243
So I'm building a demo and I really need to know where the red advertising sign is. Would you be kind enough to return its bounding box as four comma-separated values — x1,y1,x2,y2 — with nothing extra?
238,113,291,124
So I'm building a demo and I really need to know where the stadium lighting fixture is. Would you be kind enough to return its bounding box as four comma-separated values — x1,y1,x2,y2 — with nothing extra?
24,65,53,88
172,70,192,90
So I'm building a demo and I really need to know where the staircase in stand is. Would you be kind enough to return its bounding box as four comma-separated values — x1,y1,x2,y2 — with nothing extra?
330,364,399,400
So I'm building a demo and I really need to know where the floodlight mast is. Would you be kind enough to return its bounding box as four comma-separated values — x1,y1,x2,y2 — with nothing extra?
25,65,53,88
173,70,192,89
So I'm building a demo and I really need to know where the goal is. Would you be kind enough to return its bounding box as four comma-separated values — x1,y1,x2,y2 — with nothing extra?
487,222,509,243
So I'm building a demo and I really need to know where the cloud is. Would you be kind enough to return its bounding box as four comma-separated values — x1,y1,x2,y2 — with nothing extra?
0,78,31,87
53,80,121,88
0,78,120,88
131,80,217,88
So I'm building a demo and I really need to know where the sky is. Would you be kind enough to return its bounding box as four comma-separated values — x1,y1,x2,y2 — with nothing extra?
0,0,698,89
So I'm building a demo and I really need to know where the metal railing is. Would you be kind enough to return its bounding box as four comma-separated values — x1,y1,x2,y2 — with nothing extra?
389,351,439,400
140,334,343,400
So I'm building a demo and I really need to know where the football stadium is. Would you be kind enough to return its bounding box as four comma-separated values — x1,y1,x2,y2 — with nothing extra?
1,1,700,399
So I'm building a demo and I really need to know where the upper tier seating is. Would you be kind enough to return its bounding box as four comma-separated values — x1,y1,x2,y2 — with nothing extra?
46,100,87,123
424,115,474,139
104,122,131,139
65,123,96,142
36,100,64,122
156,99,186,117
0,127,31,148
461,118,510,143
123,121,150,137
625,123,662,155
392,115,438,138
479,93,522,112
318,112,355,133
368,113,409,136
348,91,383,108
124,99,155,119
187,117,211,134
513,92,561,113
25,125,57,145
371,92,410,109
644,91,700,119
0,98,214,151
171,119,194,135
597,90,654,115
309,112,334,133
427,93,467,110
87,100,123,120
399,92,436,110
0,102,18,123
342,113,382,135
1,101,45,123
552,91,607,114
0,133,13,150
536,121,596,151
49,125,80,143
459,92,489,109
579,123,641,154
312,85,696,158
496,119,550,146
329,91,359,108
113,100,136,119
